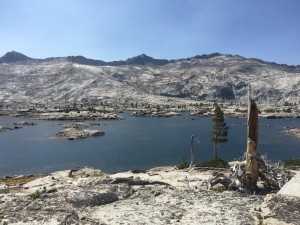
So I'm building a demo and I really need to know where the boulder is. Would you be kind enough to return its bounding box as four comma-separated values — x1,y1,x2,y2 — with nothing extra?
278,172,300,197
0,183,8,194
260,194,300,225
67,188,119,207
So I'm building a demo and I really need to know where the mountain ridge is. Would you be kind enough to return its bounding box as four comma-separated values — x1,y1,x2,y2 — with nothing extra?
0,51,299,106
1,51,299,67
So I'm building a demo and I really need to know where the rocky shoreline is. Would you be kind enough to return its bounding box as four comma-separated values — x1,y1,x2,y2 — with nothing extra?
1,99,300,120
0,166,299,225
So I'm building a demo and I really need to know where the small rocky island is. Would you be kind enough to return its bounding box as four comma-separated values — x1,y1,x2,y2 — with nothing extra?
56,128,105,140
56,123,105,140
0,126,13,132
0,121,37,133
0,166,299,225
286,128,300,139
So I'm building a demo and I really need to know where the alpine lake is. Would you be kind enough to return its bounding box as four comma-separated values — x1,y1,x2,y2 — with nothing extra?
0,112,299,177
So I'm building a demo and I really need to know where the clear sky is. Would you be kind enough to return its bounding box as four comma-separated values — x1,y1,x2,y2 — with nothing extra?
1,0,300,65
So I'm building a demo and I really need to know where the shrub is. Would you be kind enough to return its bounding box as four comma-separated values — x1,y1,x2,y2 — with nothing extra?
29,187,47,200
283,108,292,113
64,108,71,113
0,213,8,225
283,158,300,168
264,108,275,113
197,158,229,168
176,157,189,169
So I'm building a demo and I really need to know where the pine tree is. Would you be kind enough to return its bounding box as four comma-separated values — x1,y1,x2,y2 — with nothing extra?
211,103,229,159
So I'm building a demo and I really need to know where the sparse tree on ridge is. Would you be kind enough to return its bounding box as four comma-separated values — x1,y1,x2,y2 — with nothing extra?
211,103,229,159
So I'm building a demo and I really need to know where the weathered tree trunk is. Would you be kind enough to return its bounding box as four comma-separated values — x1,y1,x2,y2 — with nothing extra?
244,84,259,190
213,133,218,160
214,141,218,160
189,135,196,168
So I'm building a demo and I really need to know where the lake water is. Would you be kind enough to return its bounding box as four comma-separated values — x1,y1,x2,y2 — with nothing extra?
0,113,299,177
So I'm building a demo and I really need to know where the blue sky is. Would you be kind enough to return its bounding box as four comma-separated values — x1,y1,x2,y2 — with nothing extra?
1,0,300,65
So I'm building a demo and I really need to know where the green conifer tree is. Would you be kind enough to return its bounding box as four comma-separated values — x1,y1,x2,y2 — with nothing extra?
211,103,229,159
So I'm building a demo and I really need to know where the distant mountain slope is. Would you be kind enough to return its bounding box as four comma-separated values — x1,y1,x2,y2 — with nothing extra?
0,51,32,63
0,51,299,106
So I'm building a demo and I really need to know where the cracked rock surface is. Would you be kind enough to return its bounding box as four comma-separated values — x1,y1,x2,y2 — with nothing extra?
0,167,299,225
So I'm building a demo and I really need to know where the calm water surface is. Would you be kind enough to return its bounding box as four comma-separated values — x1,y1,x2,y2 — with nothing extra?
0,113,299,176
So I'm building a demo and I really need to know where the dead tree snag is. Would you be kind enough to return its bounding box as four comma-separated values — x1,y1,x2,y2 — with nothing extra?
244,84,259,190
189,135,196,169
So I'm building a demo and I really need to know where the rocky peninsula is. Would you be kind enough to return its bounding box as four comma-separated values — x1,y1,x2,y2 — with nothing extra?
0,166,299,225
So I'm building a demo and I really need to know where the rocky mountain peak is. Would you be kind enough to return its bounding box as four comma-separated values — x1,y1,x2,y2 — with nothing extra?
67,55,106,66
0,51,32,63
190,52,222,60
126,54,170,66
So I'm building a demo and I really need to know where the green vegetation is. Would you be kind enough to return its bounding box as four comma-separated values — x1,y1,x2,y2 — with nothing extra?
0,213,8,225
197,159,229,168
64,108,71,113
29,187,47,200
255,212,263,220
264,108,275,113
234,108,248,113
256,212,264,225
283,108,292,113
0,175,45,193
176,157,189,169
211,103,229,159
88,106,96,113
283,158,300,168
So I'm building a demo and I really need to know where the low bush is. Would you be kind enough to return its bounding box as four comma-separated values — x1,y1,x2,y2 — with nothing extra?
264,108,275,113
283,108,292,113
197,158,229,168
0,213,8,225
176,157,189,169
283,158,300,168
29,187,47,200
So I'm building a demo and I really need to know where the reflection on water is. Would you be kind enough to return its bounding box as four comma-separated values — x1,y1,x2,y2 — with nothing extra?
0,114,299,176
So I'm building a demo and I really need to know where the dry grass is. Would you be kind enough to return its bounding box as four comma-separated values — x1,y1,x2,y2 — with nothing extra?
0,175,46,192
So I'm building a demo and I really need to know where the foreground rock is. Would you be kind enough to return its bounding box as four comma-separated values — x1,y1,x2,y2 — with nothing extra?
278,172,300,197
260,193,300,225
0,167,299,225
